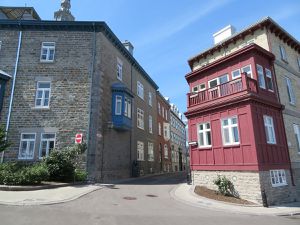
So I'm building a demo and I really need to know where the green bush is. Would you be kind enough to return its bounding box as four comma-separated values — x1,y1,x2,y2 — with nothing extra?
213,175,235,196
74,169,88,182
0,162,49,185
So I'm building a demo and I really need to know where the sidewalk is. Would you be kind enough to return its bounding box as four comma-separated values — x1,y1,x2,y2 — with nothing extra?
171,183,300,216
0,184,104,206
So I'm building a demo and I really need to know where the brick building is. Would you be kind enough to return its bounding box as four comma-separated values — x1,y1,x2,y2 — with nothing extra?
186,18,300,205
0,3,164,181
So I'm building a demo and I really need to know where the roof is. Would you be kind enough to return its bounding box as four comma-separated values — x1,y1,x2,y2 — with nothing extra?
188,17,300,69
0,19,159,90
0,7,41,20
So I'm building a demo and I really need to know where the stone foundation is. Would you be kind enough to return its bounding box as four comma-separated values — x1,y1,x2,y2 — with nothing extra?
192,170,297,205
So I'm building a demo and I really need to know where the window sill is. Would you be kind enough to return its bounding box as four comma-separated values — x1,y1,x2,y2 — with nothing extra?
197,146,212,150
281,58,288,64
32,107,50,110
40,60,55,63
137,126,144,130
266,142,277,145
271,183,288,188
223,144,240,148
289,102,296,107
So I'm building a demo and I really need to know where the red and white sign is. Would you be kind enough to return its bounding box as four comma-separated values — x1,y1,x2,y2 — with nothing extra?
75,133,83,144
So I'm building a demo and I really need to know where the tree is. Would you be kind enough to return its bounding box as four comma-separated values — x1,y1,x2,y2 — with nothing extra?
0,126,10,153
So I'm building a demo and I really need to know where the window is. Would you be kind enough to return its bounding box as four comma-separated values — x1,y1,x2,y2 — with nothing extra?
257,64,266,89
115,95,122,115
137,141,144,161
221,117,240,145
124,97,131,118
264,115,276,144
279,45,287,62
158,103,161,115
270,170,287,187
293,124,300,153
35,82,51,108
163,123,170,140
208,78,219,88
165,110,168,120
149,115,153,133
18,133,36,159
148,92,152,106
117,59,123,81
148,142,154,161
40,42,55,62
158,123,161,136
265,69,274,91
297,57,300,71
192,83,206,92
198,122,212,147
39,133,55,158
164,144,168,159
241,65,252,78
137,81,144,99
137,108,144,129
285,77,295,104
231,69,241,80
162,107,165,118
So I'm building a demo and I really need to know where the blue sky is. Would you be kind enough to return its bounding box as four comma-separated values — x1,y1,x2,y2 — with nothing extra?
1,0,300,114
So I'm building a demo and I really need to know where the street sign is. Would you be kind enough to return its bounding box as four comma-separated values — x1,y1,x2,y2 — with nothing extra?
75,133,83,144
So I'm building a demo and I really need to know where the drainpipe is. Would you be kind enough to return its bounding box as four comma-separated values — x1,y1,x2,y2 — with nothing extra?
1,30,22,163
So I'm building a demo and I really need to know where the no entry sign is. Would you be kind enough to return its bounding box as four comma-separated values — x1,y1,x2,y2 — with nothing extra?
75,133,83,144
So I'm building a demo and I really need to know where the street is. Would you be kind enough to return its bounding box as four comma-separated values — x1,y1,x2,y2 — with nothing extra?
0,172,299,225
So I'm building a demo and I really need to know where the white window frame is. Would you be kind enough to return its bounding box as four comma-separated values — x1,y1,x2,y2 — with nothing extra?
124,97,131,118
270,170,287,187
162,107,165,119
241,65,253,78
148,92,152,106
164,144,168,159
297,57,300,71
18,133,36,160
115,95,122,115
158,103,161,115
263,115,276,144
117,58,123,81
257,64,266,89
137,141,144,161
149,115,153,134
148,142,154,161
208,77,219,88
279,45,287,62
40,42,55,62
137,81,144,100
265,68,274,92
221,116,240,146
158,123,162,136
231,69,241,80
293,124,300,154
35,81,51,108
137,108,144,130
285,77,296,105
197,122,212,148
39,133,56,159
163,123,170,140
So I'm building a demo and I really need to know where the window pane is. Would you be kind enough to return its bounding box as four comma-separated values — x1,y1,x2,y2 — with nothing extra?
42,133,55,139
37,90,43,98
199,133,204,146
206,123,210,129
223,119,228,126
232,127,239,142
40,141,47,157
223,128,230,143
38,83,50,88
207,131,211,145
43,99,49,106
231,117,237,124
199,124,203,130
22,134,35,139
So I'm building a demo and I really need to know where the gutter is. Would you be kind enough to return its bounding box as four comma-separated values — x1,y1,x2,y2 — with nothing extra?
1,29,22,163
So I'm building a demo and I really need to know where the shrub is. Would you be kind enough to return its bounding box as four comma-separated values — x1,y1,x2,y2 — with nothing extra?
0,162,49,185
213,175,236,197
74,169,88,182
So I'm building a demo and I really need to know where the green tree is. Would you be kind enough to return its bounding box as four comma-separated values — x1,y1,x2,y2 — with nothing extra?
0,126,10,153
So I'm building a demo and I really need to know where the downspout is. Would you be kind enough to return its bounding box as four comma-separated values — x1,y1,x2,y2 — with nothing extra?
129,63,133,176
1,30,22,163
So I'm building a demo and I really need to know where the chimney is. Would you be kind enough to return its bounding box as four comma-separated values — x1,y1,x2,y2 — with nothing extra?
123,40,134,55
213,25,236,45
54,0,75,21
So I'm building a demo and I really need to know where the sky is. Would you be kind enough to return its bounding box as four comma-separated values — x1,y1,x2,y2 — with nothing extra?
1,0,300,115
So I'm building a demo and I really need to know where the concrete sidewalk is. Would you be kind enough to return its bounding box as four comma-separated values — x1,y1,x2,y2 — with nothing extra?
0,184,104,206
171,183,300,216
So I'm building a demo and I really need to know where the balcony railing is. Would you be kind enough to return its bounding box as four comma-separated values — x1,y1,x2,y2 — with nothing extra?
187,75,258,108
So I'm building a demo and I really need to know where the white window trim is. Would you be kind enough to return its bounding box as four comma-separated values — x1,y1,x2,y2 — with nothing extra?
117,59,123,81
35,81,51,108
148,142,154,161
293,124,300,154
297,57,300,71
148,92,152,106
197,122,212,148
149,115,153,134
137,81,144,100
208,77,219,88
137,108,144,130
115,95,122,115
164,144,168,159
241,64,253,78
265,68,274,92
124,97,131,118
285,76,296,105
257,64,266,89
279,45,287,62
263,115,277,144
39,133,56,159
158,123,162,136
40,42,55,62
221,116,240,146
270,170,287,187
18,133,36,160
137,141,144,161
231,69,241,80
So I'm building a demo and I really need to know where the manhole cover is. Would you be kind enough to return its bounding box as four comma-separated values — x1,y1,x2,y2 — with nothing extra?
123,197,137,200
146,194,158,197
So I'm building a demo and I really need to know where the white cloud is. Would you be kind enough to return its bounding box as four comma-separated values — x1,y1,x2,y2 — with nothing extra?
135,0,233,47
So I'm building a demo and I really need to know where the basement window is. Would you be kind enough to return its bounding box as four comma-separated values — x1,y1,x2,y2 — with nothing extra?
270,170,287,187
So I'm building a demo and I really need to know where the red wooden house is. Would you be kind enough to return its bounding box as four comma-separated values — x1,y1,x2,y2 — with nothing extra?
185,44,297,205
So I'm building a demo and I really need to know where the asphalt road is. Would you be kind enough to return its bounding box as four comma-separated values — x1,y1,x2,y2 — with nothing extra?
0,172,299,225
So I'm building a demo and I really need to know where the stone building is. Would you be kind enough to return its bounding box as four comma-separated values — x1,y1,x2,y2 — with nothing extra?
156,92,171,172
186,17,300,204
0,3,162,181
170,103,186,172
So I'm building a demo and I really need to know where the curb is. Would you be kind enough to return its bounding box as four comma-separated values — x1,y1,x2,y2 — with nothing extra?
0,182,86,191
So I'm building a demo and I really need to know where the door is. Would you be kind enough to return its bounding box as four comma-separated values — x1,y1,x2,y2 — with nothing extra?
219,74,229,96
